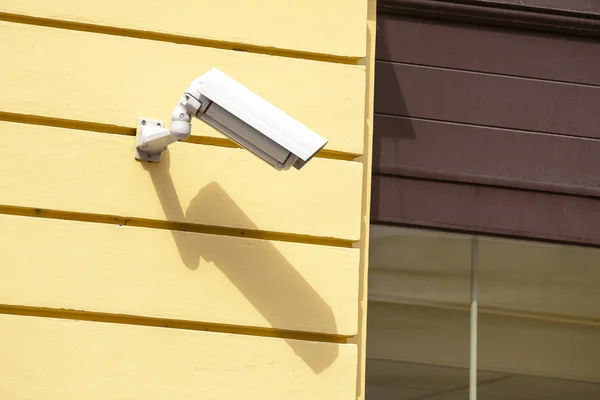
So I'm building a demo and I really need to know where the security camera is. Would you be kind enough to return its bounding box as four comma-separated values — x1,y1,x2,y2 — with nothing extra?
135,68,328,170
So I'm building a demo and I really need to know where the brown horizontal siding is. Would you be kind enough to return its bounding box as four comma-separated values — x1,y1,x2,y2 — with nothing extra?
377,14,600,86
464,0,600,16
378,0,600,38
373,115,600,198
375,61,600,139
371,175,600,246
373,9,600,245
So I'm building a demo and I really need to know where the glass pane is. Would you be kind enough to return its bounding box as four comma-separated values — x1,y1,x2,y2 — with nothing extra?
366,225,473,399
477,236,600,400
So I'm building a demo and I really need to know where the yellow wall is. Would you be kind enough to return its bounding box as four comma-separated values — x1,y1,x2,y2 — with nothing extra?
0,1,373,399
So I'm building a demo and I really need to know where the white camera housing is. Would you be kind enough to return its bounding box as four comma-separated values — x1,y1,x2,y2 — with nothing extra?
135,68,328,170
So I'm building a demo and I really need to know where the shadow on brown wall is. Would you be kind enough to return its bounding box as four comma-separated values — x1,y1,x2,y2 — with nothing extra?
371,16,415,221
141,150,339,374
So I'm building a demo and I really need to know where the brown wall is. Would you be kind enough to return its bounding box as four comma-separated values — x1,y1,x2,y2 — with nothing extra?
372,0,600,246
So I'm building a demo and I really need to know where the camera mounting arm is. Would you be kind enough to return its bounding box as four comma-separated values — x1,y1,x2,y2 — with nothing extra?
135,83,204,162
170,86,204,141
134,117,176,162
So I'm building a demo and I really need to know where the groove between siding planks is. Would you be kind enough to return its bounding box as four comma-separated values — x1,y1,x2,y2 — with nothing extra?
0,204,355,248
374,61,600,139
0,122,363,241
0,0,367,59
0,111,360,162
0,304,350,344
0,213,359,336
373,115,600,198
371,175,600,246
0,13,357,66
376,14,600,86
0,313,358,398
0,21,366,155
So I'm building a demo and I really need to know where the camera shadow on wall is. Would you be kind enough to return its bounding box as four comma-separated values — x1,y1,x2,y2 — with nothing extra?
141,150,340,374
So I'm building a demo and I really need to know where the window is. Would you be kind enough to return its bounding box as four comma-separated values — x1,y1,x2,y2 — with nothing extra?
366,225,600,399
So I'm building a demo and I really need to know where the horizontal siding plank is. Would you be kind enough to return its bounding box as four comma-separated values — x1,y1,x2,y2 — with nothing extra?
0,314,357,399
0,0,367,58
0,214,359,335
373,115,600,197
367,301,600,383
371,175,600,246
377,14,600,85
374,62,600,139
0,21,365,155
0,122,363,241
